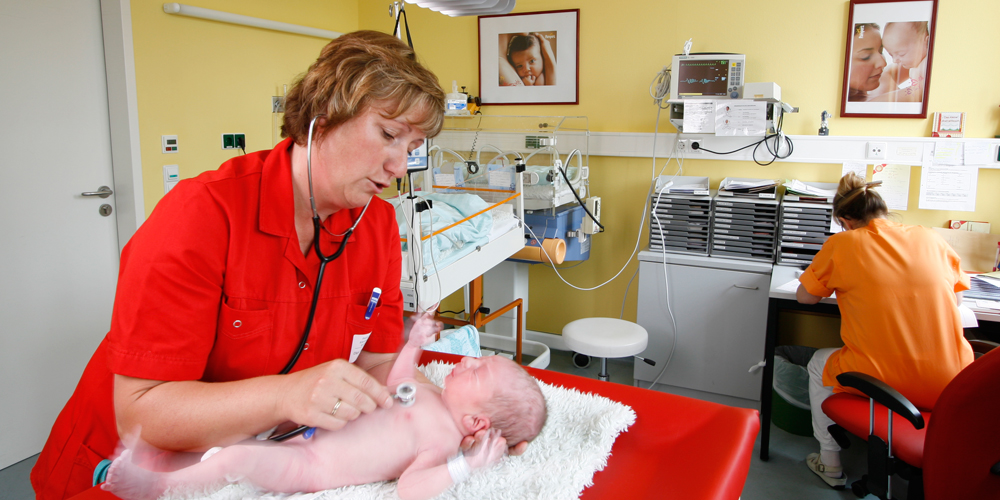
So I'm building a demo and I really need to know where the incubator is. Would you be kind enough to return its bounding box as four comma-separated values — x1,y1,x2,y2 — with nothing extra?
430,115,596,263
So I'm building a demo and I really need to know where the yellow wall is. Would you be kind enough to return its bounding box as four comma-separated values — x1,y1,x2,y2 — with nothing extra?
358,0,1000,335
130,0,357,216
131,1,1000,339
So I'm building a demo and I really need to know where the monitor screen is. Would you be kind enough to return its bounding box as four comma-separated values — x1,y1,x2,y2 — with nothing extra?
677,60,730,97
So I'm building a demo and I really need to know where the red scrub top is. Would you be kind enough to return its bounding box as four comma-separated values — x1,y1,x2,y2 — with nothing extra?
31,138,404,500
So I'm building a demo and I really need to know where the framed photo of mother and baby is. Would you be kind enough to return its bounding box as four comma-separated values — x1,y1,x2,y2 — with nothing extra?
478,9,580,105
841,0,939,118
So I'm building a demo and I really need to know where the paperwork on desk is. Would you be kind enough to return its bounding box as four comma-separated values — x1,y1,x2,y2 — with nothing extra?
975,300,1000,310
959,304,979,328
719,178,777,192
783,180,836,198
871,164,910,210
776,279,836,299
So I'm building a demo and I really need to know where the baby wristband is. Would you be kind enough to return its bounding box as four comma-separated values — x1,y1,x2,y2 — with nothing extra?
447,453,471,484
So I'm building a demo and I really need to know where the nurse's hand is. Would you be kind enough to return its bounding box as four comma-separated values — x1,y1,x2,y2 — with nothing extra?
460,429,530,457
279,359,394,431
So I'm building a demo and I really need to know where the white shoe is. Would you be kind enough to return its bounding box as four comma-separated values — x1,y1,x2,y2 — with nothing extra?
806,453,847,489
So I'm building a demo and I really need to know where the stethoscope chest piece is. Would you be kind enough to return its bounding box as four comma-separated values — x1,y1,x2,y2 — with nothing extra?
395,382,417,407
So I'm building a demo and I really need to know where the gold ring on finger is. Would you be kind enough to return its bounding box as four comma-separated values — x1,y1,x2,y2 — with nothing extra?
331,399,343,417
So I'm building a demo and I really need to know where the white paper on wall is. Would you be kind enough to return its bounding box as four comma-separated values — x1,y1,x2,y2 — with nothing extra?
871,164,911,211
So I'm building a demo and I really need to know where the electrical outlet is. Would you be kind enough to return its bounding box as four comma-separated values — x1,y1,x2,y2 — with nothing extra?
866,142,886,160
678,138,703,152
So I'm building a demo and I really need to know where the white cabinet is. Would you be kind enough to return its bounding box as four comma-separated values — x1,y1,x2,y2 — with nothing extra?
635,251,771,408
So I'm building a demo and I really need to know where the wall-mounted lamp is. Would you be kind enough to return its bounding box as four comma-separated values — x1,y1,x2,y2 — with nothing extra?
404,0,515,17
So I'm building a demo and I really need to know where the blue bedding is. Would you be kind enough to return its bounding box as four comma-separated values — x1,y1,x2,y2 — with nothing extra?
393,193,494,271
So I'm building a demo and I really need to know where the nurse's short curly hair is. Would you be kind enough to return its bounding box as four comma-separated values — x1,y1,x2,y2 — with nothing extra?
281,30,445,145
481,358,547,446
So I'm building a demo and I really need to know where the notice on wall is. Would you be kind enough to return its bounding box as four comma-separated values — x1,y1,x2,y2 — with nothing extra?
714,100,766,136
963,141,992,166
682,100,715,134
871,164,911,211
842,161,867,179
918,165,978,212
932,141,964,166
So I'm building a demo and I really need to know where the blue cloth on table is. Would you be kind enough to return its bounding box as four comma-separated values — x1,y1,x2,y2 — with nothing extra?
423,325,482,358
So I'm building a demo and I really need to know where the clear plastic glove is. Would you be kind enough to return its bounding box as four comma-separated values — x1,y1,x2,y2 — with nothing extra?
462,428,508,470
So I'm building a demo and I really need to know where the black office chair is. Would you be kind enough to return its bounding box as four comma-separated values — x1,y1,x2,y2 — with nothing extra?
822,340,1000,500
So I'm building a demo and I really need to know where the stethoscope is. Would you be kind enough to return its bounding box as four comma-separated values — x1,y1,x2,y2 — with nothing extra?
269,114,372,442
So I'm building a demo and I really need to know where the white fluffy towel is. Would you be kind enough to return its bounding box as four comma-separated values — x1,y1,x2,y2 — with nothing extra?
164,361,636,500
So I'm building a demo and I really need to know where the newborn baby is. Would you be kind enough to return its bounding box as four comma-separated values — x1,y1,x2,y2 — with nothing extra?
103,312,547,500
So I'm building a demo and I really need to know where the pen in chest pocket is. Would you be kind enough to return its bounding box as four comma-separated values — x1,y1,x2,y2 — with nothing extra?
365,287,381,320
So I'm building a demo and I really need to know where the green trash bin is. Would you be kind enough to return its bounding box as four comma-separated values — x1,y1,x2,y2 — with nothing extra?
771,346,816,437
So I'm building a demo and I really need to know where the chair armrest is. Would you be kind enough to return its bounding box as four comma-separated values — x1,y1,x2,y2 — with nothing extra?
969,339,999,358
836,372,924,430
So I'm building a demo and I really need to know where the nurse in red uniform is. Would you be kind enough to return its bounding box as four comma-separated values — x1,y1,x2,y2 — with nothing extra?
32,31,445,500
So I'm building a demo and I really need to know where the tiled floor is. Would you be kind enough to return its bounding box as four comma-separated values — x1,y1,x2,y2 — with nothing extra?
1,349,908,500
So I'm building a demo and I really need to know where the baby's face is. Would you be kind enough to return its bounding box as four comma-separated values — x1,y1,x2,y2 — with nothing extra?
443,356,498,406
882,24,927,68
509,44,543,85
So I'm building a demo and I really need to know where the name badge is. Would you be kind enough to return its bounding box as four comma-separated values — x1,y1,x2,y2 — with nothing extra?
349,333,371,363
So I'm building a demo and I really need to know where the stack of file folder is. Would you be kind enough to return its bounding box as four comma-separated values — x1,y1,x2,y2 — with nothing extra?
711,177,780,262
967,274,1000,301
648,176,712,256
777,181,837,266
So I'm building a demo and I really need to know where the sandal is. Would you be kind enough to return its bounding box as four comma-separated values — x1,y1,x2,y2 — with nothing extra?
806,453,847,489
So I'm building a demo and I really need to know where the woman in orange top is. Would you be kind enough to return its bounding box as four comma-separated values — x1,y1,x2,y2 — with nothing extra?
796,172,972,489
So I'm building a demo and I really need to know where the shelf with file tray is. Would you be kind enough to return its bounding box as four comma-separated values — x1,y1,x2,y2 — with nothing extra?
648,176,713,257
711,178,781,263
776,181,837,266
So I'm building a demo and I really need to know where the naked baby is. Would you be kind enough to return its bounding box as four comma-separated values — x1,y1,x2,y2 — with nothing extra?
103,312,548,500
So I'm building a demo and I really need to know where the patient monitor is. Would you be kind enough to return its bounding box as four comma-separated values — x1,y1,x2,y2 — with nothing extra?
670,53,745,101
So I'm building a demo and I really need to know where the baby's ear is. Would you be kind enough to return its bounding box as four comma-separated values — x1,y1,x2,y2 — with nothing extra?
461,413,492,434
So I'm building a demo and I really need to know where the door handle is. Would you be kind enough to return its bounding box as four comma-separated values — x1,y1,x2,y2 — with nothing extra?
82,186,113,198
733,284,759,290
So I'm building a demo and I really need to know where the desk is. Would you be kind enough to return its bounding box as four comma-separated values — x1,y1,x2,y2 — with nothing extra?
759,264,1000,461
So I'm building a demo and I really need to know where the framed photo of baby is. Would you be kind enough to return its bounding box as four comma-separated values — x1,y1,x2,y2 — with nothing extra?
840,0,938,118
478,9,579,105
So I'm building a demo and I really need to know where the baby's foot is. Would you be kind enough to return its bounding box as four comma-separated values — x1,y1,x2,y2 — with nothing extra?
102,449,167,500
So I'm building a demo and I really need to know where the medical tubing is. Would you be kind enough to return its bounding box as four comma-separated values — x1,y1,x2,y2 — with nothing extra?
416,194,445,308
693,111,793,166
475,144,517,169
647,187,679,389
555,160,603,232
526,133,683,292
617,105,683,314
650,66,671,108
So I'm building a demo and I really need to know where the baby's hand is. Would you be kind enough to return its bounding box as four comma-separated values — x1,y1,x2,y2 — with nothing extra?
406,311,442,347
463,428,508,470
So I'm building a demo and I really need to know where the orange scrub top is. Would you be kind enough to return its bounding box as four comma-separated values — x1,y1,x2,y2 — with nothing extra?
31,138,404,500
799,218,972,410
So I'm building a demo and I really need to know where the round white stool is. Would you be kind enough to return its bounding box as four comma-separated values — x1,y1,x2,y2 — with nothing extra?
562,318,648,381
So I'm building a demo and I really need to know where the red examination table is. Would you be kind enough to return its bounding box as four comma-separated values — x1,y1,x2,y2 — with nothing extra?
71,351,760,500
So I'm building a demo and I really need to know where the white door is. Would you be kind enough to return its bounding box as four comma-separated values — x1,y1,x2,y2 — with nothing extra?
0,0,121,469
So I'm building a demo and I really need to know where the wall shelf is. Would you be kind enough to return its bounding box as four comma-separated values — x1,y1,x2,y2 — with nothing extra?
587,132,1000,167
